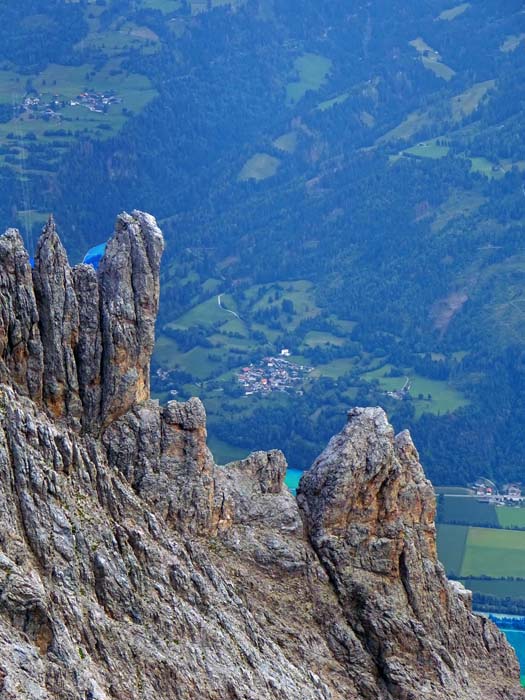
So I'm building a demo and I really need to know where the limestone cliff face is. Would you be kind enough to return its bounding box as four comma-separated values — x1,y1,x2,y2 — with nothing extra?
0,213,521,700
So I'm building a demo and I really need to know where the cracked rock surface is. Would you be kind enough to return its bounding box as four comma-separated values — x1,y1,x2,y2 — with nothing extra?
0,213,521,700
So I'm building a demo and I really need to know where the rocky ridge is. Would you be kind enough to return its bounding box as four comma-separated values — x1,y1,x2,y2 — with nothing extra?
0,211,521,699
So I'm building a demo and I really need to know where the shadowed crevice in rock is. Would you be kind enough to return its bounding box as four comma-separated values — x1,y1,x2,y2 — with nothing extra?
72,263,103,434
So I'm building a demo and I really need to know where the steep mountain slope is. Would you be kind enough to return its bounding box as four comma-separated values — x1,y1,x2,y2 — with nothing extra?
1,0,525,484
0,212,521,699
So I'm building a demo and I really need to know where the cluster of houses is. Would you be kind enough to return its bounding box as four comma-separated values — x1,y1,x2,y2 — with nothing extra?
20,94,62,121
238,353,313,396
70,90,121,113
386,377,411,401
475,479,524,505
17,89,121,122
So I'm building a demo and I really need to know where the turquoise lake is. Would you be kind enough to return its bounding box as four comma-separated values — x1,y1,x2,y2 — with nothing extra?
499,629,525,686
285,468,303,493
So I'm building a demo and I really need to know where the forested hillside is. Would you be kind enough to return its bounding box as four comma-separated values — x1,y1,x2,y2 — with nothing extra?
1,0,525,485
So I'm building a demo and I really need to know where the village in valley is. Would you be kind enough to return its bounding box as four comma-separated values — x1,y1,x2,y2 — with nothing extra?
18,89,122,122
237,350,314,396
474,478,525,505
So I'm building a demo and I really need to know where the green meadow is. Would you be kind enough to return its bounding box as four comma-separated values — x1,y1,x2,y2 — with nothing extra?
461,528,525,578
361,364,469,416
437,524,468,575
273,132,298,153
239,153,281,181
286,53,332,105
422,57,455,81
438,3,470,21
437,522,525,579
500,34,525,53
451,80,495,121
404,140,450,159
317,92,349,111
408,37,455,81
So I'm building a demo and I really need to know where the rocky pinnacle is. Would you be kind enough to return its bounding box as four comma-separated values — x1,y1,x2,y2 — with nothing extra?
0,210,163,433
0,215,521,700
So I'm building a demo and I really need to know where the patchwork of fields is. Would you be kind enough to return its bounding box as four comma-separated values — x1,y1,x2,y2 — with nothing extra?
437,522,525,578
437,495,525,607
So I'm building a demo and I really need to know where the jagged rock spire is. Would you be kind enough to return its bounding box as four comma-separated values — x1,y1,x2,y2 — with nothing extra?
33,216,82,424
0,212,521,699
0,210,164,433
98,210,164,429
0,227,43,401
298,407,521,699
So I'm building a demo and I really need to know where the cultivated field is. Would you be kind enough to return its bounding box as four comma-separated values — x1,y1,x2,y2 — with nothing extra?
462,528,525,578
439,496,499,527
437,524,468,575
438,523,525,579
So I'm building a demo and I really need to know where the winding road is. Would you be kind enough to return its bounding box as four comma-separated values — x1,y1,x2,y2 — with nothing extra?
217,294,241,320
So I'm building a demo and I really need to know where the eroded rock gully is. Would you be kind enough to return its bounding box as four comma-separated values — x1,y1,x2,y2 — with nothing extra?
0,211,520,699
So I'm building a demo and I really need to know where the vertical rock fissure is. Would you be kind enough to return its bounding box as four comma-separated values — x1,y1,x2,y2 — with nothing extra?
398,546,418,617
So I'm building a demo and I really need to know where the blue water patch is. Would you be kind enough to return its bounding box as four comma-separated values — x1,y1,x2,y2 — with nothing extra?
285,467,304,493
502,630,525,672
82,242,107,270
487,614,525,685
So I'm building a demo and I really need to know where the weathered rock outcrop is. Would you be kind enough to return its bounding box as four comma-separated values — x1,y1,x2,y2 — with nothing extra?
33,217,82,424
98,210,163,429
298,408,519,699
0,213,521,700
0,228,42,402
0,210,162,435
